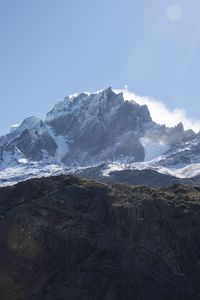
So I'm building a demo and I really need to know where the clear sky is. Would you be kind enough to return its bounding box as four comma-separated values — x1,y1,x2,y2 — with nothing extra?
1,0,200,134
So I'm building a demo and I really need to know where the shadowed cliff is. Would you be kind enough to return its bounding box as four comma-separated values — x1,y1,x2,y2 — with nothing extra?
0,175,200,299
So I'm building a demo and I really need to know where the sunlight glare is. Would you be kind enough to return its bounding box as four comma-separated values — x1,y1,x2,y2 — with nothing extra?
166,4,183,22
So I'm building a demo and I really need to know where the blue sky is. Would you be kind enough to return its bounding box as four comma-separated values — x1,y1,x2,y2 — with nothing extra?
1,0,200,134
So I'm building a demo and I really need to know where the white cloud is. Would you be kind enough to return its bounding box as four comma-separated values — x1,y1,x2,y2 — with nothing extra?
114,89,200,133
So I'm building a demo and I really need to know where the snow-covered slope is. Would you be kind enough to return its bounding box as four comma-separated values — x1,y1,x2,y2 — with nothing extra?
0,87,200,186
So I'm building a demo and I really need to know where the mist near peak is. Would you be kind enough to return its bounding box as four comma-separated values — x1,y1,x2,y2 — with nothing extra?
114,89,200,133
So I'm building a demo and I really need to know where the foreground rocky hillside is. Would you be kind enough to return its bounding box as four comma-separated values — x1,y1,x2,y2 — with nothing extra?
1,175,200,300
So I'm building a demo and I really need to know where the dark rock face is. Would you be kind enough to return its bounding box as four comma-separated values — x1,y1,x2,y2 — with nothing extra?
14,129,57,161
0,117,57,166
108,169,179,187
47,88,151,165
1,175,200,299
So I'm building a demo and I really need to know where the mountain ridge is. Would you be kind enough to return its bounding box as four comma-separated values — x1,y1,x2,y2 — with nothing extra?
1,87,200,186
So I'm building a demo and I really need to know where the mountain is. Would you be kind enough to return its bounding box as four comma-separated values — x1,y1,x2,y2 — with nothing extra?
0,87,154,167
0,87,200,187
1,175,200,300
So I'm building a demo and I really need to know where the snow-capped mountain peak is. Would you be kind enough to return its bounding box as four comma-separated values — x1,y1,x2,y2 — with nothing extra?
46,87,124,124
1,87,200,186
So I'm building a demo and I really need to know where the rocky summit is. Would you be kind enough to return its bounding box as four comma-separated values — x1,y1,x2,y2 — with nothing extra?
1,175,200,300
0,88,152,167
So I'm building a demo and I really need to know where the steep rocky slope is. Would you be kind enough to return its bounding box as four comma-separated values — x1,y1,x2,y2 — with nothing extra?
0,88,153,167
1,175,200,299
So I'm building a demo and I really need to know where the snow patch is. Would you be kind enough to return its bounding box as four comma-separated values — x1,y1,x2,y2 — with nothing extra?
0,163,65,187
18,158,29,164
165,164,200,178
46,125,68,163
10,124,20,132
102,163,125,176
